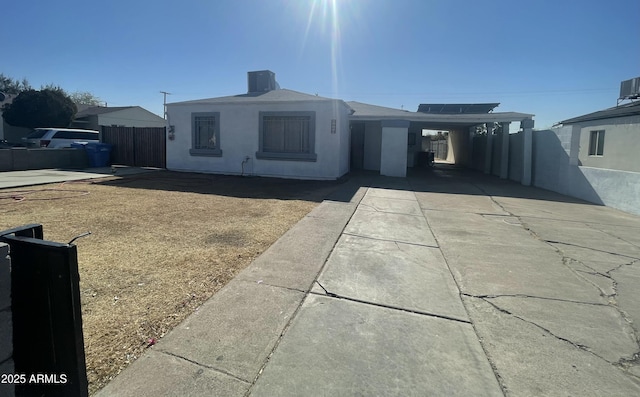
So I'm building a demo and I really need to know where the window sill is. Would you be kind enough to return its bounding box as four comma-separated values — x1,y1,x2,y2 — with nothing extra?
255,152,317,162
190,148,222,157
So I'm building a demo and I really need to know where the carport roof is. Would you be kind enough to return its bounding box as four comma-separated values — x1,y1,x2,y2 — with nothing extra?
347,101,533,128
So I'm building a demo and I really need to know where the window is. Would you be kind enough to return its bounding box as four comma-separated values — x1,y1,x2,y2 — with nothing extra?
190,112,222,156
588,130,605,156
256,111,317,161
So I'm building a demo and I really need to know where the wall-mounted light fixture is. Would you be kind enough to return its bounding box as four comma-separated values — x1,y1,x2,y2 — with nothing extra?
168,125,175,140
331,119,336,134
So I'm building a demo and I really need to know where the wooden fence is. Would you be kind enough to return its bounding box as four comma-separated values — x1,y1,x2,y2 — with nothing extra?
101,126,166,168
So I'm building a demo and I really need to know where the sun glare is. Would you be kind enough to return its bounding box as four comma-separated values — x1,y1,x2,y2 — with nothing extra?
299,0,349,98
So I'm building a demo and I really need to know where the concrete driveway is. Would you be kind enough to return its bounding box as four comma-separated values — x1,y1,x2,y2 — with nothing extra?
0,167,159,189
96,166,640,396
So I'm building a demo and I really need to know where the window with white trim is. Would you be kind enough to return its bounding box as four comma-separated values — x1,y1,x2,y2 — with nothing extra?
190,112,222,156
256,111,317,161
588,130,605,156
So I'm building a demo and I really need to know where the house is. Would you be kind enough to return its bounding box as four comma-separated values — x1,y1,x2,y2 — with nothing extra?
70,105,165,130
558,99,640,173
166,70,534,180
529,95,640,215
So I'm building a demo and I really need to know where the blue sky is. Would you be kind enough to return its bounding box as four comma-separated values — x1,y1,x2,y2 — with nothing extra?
4,0,639,129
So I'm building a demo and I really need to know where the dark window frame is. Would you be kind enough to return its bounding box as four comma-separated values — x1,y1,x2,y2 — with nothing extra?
588,130,605,156
190,112,222,157
256,111,317,162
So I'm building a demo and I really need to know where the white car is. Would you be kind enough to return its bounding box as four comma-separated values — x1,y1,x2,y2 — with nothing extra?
22,128,99,148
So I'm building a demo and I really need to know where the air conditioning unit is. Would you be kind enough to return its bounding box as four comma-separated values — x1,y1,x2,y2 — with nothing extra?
248,70,278,93
619,77,640,100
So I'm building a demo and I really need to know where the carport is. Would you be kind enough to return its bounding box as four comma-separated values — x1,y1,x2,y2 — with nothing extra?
347,101,534,184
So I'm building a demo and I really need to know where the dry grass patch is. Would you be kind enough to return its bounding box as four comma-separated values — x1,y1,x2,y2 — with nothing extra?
0,171,340,395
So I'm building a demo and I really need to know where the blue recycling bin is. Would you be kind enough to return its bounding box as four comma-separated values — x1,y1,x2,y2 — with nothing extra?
84,142,112,167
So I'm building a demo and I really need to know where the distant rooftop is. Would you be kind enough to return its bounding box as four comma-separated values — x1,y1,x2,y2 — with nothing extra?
76,105,136,117
560,100,640,124
418,103,500,114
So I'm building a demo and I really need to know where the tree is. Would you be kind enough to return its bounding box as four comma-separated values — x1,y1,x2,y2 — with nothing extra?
2,89,77,128
69,91,103,106
0,73,32,95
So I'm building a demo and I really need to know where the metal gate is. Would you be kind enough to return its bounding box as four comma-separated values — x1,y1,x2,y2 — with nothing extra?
101,126,166,168
0,224,88,397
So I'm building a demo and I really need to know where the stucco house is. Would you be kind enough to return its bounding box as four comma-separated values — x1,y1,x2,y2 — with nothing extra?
527,98,640,215
70,105,165,130
166,70,535,180
558,100,640,173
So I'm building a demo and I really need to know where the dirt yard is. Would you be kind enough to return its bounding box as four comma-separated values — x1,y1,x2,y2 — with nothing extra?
0,171,340,394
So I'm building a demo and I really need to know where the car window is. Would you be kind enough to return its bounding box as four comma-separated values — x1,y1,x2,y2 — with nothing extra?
26,129,49,139
53,131,98,140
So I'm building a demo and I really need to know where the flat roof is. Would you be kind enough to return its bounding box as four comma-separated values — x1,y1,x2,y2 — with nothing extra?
347,101,533,128
418,103,500,114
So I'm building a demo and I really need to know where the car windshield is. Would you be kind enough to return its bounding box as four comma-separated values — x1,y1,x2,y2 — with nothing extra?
25,129,49,139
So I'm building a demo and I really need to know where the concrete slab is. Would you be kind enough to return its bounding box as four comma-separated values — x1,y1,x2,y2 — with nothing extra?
464,296,640,396
611,264,640,335
521,217,640,259
358,194,423,216
157,280,304,382
486,296,638,363
235,213,351,291
414,191,509,215
345,208,437,247
95,350,249,397
550,243,635,274
425,209,606,303
0,167,158,189
365,187,416,200
425,210,540,248
316,234,468,321
249,295,502,397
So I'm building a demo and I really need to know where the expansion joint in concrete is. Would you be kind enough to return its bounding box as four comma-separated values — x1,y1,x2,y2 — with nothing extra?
341,232,439,249
312,281,471,324
244,189,367,396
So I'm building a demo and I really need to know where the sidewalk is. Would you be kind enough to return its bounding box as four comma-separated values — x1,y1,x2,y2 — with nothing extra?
96,168,640,396
0,167,159,189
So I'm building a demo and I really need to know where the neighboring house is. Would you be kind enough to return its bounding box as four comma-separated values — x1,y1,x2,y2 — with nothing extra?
528,98,640,215
70,105,165,130
167,70,534,180
559,100,640,173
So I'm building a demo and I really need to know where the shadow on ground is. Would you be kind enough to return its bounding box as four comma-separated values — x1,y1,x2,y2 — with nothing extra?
94,164,605,208
94,171,344,202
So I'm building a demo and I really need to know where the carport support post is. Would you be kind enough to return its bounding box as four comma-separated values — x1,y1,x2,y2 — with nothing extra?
468,126,475,167
521,118,534,186
380,120,409,177
483,123,494,174
500,122,510,179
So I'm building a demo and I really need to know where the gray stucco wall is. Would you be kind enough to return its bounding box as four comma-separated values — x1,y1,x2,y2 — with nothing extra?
576,115,640,172
531,127,640,215
0,148,89,171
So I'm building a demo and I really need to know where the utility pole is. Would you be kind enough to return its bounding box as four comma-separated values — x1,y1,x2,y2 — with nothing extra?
160,91,171,119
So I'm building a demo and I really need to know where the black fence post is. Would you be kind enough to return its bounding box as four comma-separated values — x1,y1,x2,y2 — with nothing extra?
0,225,88,397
